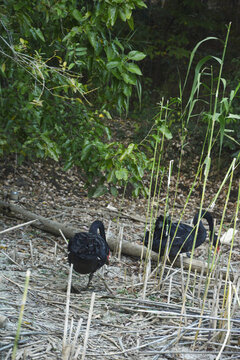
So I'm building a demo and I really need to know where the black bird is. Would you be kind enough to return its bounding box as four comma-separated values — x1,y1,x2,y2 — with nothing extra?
68,220,110,290
144,210,219,259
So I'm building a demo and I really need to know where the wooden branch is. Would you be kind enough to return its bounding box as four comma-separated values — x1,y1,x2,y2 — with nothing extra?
0,200,232,279
0,200,77,238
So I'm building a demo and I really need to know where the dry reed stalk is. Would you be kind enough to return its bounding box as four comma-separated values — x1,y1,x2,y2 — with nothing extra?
101,333,122,351
179,255,185,302
98,274,115,295
117,226,124,260
1,250,23,270
191,269,197,307
232,279,240,313
197,266,204,301
0,219,37,234
167,275,173,304
105,220,112,249
70,317,83,359
118,336,127,354
29,240,34,263
142,257,151,300
62,263,73,360
54,241,57,258
69,317,74,348
59,229,69,245
211,272,222,330
216,282,232,360
179,255,187,328
219,281,234,343
74,292,95,360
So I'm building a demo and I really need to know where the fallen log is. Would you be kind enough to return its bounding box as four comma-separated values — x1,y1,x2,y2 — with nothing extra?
0,200,232,280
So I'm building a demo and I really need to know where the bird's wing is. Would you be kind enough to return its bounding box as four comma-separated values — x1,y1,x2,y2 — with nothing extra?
69,232,96,255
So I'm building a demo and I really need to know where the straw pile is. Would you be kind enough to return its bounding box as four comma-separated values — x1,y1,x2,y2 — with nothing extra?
0,200,239,359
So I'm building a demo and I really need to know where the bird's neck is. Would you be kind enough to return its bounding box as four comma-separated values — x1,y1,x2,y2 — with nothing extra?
89,221,106,240
194,211,216,243
193,212,206,237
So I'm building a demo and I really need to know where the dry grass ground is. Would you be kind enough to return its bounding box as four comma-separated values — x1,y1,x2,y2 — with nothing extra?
0,159,240,359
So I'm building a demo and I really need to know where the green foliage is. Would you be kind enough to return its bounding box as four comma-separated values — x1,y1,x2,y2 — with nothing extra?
186,33,240,160
1,0,239,199
156,33,240,162
0,0,151,196
78,138,151,197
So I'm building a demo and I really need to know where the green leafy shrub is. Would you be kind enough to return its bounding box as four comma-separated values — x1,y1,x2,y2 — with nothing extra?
0,0,151,196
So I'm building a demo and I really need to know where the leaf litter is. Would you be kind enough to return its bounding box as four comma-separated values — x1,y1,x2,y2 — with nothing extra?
0,157,240,359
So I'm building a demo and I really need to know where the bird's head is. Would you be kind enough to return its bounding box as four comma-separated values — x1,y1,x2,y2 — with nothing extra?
156,215,169,237
155,215,165,229
143,230,149,246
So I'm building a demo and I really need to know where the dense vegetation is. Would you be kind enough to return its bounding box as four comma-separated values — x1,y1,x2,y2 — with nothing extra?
0,0,239,197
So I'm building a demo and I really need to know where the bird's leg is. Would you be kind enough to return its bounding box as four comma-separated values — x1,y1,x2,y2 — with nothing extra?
83,273,94,290
70,285,80,294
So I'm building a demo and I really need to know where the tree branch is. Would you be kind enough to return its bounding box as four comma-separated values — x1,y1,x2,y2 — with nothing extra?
0,200,231,279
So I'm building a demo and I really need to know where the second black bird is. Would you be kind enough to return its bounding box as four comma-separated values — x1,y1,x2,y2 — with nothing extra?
144,210,219,259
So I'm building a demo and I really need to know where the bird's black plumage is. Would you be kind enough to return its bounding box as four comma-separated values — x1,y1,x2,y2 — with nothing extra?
68,220,110,289
144,210,219,259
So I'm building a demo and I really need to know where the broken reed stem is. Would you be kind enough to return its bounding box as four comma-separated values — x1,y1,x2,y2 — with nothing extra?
180,255,187,330
211,273,222,331
11,269,31,360
180,256,185,303
59,228,69,245
167,275,173,304
142,258,151,300
54,241,57,257
29,240,34,263
69,317,74,348
62,263,73,359
232,282,240,308
81,292,96,360
0,219,37,234
1,250,23,270
117,226,124,260
72,318,83,359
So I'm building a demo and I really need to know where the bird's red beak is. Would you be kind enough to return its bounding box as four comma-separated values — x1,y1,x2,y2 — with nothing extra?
106,251,110,264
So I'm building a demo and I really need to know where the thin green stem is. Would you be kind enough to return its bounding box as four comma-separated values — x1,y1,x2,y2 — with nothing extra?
12,269,31,360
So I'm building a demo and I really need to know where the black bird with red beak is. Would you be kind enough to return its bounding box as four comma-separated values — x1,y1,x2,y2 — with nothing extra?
68,220,110,290
144,210,219,259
